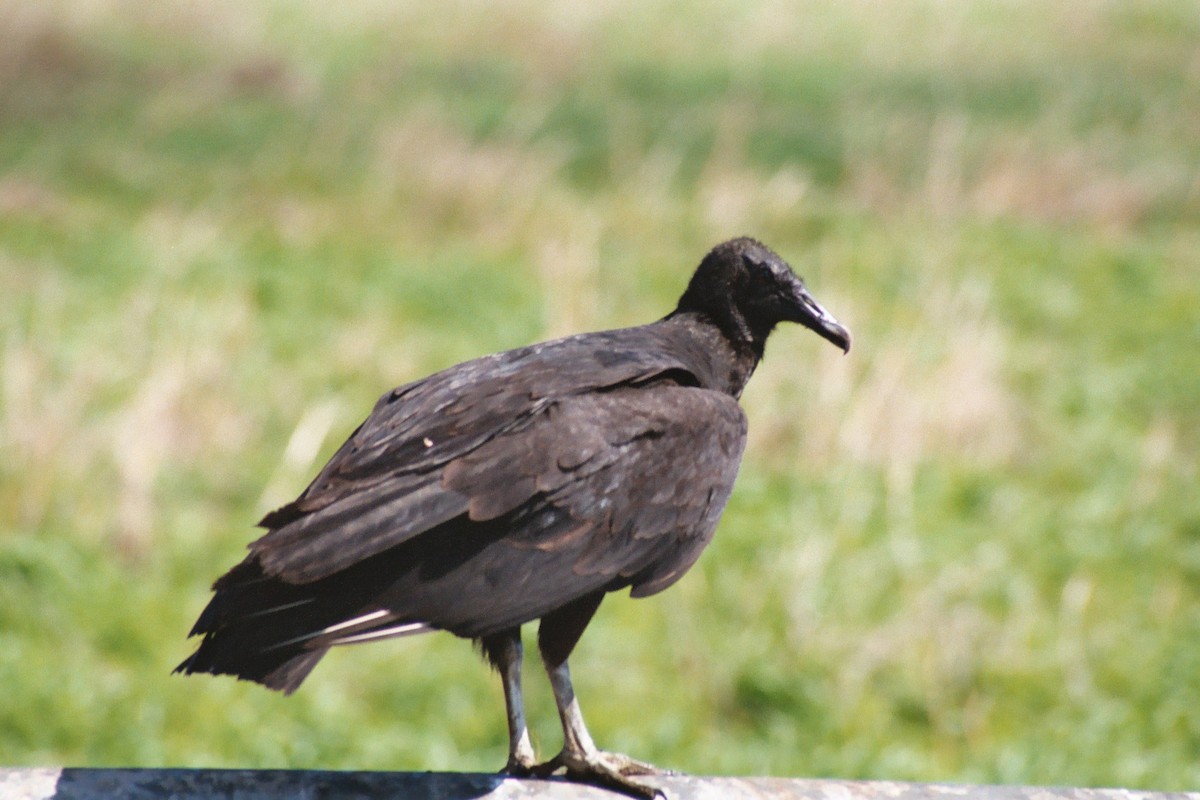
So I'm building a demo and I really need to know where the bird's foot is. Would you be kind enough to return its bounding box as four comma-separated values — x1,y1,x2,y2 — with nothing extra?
531,748,676,799
498,748,539,777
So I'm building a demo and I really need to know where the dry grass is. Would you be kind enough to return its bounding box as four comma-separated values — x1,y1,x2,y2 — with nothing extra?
850,122,1163,233
2,0,1198,788
746,272,1018,488
370,110,570,246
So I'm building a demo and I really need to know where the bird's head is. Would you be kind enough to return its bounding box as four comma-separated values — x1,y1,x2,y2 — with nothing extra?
675,237,851,357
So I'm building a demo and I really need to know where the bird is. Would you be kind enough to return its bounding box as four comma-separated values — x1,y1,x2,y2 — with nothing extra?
176,236,851,798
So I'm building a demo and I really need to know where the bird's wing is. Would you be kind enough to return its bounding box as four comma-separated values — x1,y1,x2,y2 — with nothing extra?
340,383,748,640
442,383,750,606
249,327,706,584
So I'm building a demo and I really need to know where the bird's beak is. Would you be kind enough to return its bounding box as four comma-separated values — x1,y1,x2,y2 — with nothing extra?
786,282,852,353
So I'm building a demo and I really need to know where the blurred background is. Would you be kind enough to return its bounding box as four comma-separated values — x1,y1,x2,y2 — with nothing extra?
2,0,1198,789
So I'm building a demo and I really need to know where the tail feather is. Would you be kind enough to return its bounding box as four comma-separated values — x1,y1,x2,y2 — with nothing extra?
178,510,564,694
176,555,421,694
175,640,327,695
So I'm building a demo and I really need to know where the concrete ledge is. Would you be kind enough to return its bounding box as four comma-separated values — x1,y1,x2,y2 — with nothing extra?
1,769,1196,800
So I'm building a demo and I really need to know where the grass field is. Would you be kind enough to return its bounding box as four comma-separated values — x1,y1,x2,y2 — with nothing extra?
2,0,1199,789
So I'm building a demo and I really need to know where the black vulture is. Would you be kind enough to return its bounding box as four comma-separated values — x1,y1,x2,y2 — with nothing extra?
176,237,850,798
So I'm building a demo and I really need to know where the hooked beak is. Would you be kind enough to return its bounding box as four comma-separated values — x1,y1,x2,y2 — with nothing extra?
787,283,852,353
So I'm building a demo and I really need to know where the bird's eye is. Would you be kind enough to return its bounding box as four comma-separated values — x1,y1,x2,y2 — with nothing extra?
741,253,776,283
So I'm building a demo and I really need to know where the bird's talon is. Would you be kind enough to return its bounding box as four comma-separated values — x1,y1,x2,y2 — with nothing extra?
500,750,540,777
557,749,670,799
500,762,532,777
527,753,565,777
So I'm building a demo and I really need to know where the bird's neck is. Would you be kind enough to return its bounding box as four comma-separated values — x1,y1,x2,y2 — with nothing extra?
659,312,761,399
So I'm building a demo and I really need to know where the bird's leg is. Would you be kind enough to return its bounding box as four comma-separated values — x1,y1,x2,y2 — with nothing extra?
535,659,672,799
484,631,537,775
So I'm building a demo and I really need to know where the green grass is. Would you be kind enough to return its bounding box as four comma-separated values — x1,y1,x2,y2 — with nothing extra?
2,0,1199,789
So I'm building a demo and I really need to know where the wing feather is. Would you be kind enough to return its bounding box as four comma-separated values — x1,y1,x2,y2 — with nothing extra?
249,324,706,584
395,385,749,633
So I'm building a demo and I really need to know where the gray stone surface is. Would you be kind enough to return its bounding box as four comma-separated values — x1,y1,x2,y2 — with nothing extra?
0,769,1195,800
